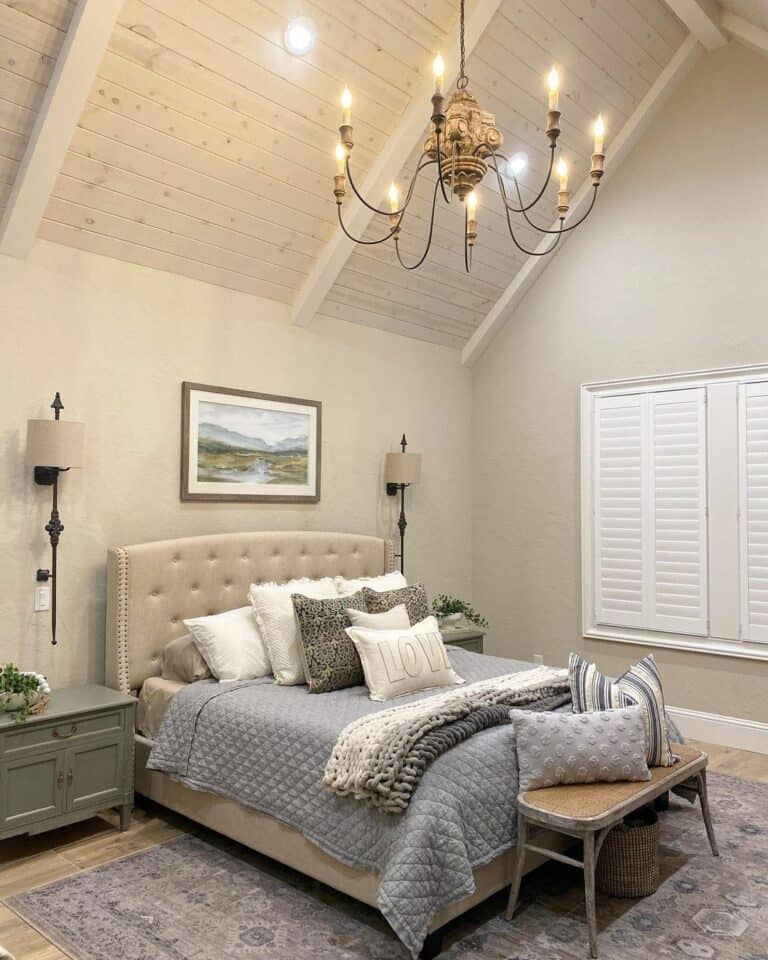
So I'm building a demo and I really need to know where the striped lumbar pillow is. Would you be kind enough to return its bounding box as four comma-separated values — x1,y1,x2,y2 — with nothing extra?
569,652,675,767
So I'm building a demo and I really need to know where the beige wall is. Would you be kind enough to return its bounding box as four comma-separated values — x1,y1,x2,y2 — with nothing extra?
472,41,768,723
0,241,472,688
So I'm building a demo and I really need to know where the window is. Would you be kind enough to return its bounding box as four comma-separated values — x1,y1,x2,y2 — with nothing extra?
582,365,768,661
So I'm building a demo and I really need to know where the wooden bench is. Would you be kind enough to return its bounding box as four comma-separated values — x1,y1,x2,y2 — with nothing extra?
506,743,718,959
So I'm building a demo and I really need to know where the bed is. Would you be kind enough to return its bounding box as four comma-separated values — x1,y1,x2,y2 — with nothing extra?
106,530,567,958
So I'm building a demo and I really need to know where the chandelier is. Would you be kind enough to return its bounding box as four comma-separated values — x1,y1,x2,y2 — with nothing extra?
332,0,607,273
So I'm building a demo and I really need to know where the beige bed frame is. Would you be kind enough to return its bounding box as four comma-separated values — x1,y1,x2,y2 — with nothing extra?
106,530,562,945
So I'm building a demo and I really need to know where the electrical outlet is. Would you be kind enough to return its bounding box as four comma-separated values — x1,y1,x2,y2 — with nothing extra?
532,653,544,665
34,586,50,612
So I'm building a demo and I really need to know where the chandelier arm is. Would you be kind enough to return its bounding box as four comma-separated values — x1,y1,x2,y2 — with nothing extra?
489,149,555,214
344,154,435,218
502,202,565,256
511,179,600,235
336,204,402,245
393,177,441,271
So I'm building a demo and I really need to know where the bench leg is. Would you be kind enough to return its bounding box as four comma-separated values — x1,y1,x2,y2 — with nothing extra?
583,832,599,960
696,770,719,857
505,812,528,920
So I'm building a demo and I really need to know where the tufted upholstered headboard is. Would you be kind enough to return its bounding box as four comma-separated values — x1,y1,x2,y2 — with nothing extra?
106,531,395,694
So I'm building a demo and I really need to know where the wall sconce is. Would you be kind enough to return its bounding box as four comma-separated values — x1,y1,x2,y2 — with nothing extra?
26,393,84,645
385,434,422,575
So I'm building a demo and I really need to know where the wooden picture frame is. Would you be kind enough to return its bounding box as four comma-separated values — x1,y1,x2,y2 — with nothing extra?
180,382,321,503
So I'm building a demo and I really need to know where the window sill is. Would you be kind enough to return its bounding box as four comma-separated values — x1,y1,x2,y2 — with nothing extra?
584,626,768,662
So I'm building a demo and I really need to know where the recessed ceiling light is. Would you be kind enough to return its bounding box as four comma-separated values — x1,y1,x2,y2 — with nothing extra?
284,17,316,56
506,152,528,177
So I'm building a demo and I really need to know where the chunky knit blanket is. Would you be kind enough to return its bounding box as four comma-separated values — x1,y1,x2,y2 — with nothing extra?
324,665,570,813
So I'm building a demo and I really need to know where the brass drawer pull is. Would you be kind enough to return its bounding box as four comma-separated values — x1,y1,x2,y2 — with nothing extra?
56,771,64,789
52,723,78,739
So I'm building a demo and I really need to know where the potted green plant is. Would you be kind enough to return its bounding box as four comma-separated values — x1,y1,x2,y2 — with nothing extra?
432,595,488,630
0,664,50,722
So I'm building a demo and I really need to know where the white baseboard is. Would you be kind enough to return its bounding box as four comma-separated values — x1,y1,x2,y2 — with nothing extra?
668,706,768,755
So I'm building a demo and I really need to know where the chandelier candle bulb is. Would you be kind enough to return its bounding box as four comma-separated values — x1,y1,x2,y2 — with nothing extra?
548,67,560,111
388,182,399,213
466,191,478,245
557,157,568,192
593,115,605,154
341,86,352,126
433,53,445,96
335,143,346,176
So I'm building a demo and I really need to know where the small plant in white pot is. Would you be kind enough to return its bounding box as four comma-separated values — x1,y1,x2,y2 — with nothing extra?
0,664,50,722
432,595,488,630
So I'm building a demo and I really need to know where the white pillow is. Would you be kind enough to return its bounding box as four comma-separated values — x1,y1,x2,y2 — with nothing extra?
346,615,464,702
347,604,410,630
335,571,407,597
249,577,337,685
184,607,271,682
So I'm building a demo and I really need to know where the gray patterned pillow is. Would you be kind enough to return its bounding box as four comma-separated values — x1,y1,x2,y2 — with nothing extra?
362,583,430,625
292,591,367,694
510,706,651,793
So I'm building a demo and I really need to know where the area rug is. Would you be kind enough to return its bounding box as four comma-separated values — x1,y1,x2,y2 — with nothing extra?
6,773,767,960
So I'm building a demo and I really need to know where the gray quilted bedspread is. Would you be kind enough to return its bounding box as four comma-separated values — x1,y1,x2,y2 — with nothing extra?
148,649,558,956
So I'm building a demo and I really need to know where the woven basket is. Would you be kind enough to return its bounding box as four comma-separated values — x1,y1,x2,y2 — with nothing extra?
595,806,660,898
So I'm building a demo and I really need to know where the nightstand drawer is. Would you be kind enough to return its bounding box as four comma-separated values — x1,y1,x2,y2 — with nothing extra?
2,710,124,757
441,630,485,654
450,637,483,653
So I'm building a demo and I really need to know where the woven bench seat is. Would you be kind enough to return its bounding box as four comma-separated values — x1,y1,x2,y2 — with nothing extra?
507,743,718,959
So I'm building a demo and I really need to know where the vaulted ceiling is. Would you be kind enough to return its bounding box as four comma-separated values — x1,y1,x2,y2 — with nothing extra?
0,0,763,358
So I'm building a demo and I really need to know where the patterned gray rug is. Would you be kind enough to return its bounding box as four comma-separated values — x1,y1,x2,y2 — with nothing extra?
6,773,767,960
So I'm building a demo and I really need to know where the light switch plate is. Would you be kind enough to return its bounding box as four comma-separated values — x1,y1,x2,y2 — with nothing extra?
34,586,50,612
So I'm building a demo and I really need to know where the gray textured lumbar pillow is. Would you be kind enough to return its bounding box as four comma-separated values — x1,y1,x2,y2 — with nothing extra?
510,706,651,793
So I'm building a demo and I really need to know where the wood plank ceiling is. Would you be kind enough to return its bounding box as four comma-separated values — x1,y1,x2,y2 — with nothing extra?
0,0,687,347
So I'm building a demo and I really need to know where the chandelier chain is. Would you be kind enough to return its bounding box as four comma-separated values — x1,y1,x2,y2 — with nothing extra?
457,0,468,89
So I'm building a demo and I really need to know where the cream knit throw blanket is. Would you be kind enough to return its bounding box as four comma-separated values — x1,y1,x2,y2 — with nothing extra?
324,666,569,813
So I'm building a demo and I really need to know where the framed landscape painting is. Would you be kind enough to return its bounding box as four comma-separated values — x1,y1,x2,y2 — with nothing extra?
181,382,321,502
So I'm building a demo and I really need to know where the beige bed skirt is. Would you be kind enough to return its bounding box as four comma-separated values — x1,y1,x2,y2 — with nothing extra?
134,736,568,933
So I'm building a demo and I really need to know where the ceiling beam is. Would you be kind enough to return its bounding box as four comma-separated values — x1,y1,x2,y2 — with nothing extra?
0,0,124,259
722,11,768,57
290,0,504,327
662,0,727,51
461,34,702,368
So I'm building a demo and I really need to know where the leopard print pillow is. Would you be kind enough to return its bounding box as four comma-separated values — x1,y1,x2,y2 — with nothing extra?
292,590,367,694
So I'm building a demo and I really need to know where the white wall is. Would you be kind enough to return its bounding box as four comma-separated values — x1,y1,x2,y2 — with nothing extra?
471,41,768,723
0,241,472,688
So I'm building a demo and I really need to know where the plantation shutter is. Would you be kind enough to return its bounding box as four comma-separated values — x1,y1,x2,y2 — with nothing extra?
595,394,647,628
649,389,708,635
739,381,768,643
594,389,708,634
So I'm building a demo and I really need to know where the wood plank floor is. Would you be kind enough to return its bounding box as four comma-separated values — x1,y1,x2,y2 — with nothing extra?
0,740,765,959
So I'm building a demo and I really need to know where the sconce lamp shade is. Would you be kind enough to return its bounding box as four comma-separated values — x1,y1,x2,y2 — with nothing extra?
385,451,421,485
26,419,85,469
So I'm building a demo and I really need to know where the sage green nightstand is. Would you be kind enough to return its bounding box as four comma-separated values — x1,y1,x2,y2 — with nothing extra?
0,684,136,841
441,628,485,654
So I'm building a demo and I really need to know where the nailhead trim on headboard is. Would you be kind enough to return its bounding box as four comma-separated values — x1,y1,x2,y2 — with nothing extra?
114,547,131,695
